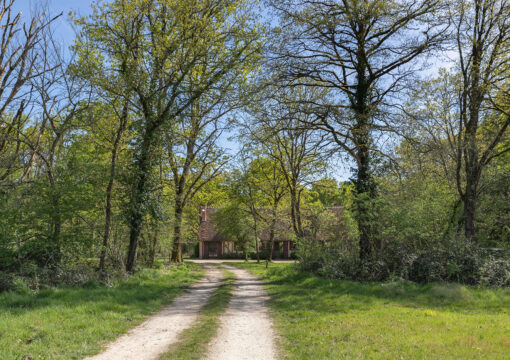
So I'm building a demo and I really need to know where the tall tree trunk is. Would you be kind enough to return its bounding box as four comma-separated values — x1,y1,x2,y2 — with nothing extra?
289,185,304,239
268,207,277,262
171,196,184,263
99,104,128,273
464,177,478,240
252,210,260,263
352,59,376,261
148,225,158,268
48,172,62,266
99,164,116,272
126,131,154,273
463,116,480,241
462,36,482,241
355,139,374,261
51,196,62,266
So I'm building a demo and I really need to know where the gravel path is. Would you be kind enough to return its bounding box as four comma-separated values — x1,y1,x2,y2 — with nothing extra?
84,265,222,360
205,265,278,360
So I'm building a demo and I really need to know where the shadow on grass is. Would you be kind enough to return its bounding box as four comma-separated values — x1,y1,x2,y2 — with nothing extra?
237,263,510,314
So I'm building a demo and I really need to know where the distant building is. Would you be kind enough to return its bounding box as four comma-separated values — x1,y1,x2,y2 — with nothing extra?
198,205,344,259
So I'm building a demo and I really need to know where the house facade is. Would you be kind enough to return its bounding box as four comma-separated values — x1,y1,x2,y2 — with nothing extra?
198,205,344,259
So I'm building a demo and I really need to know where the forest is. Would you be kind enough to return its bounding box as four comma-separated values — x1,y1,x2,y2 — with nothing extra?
1,0,510,292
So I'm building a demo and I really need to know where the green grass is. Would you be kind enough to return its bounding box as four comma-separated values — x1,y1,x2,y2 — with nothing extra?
234,262,510,360
0,263,203,360
159,267,236,360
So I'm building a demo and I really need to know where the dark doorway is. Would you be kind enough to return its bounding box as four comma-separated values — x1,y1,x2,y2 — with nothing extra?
272,241,281,258
208,242,218,258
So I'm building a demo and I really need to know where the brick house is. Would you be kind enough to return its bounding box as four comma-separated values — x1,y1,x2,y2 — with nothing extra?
198,205,344,259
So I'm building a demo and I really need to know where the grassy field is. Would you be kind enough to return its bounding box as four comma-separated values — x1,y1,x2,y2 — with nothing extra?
159,267,236,360
0,263,203,360
235,262,510,360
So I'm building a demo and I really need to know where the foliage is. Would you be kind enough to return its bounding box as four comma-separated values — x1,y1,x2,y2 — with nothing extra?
74,0,264,269
298,232,510,287
213,203,255,260
0,0,509,302
477,153,510,246
479,257,510,288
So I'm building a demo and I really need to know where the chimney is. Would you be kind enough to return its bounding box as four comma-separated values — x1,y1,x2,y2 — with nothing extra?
200,205,207,222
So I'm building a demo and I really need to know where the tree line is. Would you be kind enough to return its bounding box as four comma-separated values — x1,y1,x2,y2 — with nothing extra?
0,0,509,286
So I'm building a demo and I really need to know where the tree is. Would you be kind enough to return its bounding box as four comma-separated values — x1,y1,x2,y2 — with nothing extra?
77,100,131,273
405,65,510,242
236,167,264,262
0,1,60,188
247,85,329,239
221,166,265,262
244,156,288,261
213,202,254,261
272,0,447,260
164,113,228,263
378,138,459,248
310,178,342,207
477,150,510,246
451,0,510,240
75,0,263,271
30,23,90,266
164,37,260,262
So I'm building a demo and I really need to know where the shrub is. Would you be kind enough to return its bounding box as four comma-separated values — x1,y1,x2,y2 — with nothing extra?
222,252,247,260
479,257,510,287
358,259,390,281
407,241,483,284
0,272,15,292
249,250,269,260
11,277,32,295
296,233,510,287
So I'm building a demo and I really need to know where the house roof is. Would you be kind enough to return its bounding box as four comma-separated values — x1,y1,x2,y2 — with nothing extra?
198,205,345,243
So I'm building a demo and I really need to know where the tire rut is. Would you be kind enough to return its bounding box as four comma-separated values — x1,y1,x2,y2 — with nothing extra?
84,264,223,360
204,264,278,360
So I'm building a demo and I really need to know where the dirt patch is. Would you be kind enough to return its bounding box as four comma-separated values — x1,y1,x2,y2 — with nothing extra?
204,265,278,360
84,264,222,360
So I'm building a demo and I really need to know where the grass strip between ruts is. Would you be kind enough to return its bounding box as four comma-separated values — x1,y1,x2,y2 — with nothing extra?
159,267,236,360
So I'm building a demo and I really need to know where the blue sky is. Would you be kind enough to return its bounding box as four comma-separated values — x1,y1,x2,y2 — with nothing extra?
13,0,92,45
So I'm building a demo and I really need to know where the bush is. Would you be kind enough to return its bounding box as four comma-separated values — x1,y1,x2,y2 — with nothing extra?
11,277,32,295
358,259,390,281
0,274,38,295
0,272,15,292
295,237,328,272
296,233,510,287
407,241,482,284
479,257,510,287
222,252,247,260
296,237,363,280
382,242,418,280
249,250,269,260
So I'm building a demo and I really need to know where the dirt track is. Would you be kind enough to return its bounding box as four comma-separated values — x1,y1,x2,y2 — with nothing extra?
204,265,278,360
84,265,223,360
